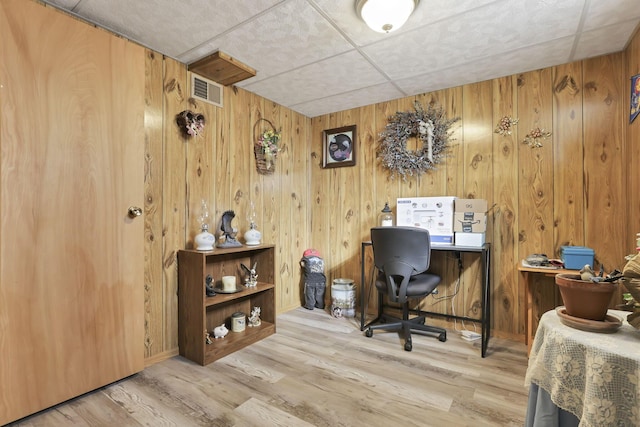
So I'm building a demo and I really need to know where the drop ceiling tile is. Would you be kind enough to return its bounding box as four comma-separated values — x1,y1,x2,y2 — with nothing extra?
290,82,405,118
43,0,82,8
239,50,388,107
177,0,354,75
582,0,640,30
363,0,584,80
395,36,575,96
573,20,639,60
70,0,284,58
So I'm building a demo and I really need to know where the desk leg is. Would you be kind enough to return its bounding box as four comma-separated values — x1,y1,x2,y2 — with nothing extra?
360,242,366,331
481,247,491,357
521,271,533,355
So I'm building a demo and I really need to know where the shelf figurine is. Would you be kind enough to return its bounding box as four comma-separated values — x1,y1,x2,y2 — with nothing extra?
205,274,216,297
241,262,258,287
213,323,229,339
217,210,242,248
248,306,261,327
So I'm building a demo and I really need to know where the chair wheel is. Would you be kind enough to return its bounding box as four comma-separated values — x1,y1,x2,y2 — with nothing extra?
365,328,373,337
438,332,447,342
404,341,412,351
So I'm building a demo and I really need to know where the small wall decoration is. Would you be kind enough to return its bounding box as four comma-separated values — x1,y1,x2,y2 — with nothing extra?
378,101,459,180
176,110,205,137
522,127,552,148
494,116,519,136
323,125,356,168
630,73,640,124
253,118,281,174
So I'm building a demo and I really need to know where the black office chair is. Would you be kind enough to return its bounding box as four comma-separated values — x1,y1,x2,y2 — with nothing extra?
365,226,447,351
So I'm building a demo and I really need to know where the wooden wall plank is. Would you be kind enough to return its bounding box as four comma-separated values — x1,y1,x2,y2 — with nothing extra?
161,56,188,354
627,29,640,250
460,81,494,321
492,75,519,338
583,53,626,273
143,49,165,358
517,68,555,334
552,62,585,252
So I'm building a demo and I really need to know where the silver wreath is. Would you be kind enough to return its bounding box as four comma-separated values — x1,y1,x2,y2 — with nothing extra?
377,101,459,180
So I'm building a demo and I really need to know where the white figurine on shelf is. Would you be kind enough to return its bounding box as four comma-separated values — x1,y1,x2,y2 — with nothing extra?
213,323,229,338
248,307,261,327
241,262,258,287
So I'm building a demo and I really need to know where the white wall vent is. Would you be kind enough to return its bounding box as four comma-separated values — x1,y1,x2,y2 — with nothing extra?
190,72,223,108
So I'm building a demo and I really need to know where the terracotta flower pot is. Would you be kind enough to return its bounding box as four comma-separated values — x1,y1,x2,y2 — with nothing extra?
555,273,617,321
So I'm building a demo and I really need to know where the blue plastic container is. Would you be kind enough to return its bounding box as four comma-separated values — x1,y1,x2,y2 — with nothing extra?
560,246,595,270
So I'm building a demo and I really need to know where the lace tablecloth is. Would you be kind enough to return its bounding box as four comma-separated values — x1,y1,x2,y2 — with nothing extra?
525,309,640,427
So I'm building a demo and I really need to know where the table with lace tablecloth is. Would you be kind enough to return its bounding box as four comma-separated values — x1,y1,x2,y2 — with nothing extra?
524,309,640,427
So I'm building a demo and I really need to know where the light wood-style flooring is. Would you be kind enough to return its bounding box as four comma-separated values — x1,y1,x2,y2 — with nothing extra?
10,308,530,426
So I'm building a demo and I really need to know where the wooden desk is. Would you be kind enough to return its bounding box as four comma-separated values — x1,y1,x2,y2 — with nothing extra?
517,264,577,354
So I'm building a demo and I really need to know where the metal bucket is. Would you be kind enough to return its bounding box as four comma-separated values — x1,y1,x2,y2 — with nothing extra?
331,278,356,318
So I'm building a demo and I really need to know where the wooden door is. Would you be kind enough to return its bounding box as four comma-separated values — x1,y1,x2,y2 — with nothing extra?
0,1,145,423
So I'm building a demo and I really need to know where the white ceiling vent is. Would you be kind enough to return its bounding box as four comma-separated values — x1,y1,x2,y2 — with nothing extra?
190,72,223,108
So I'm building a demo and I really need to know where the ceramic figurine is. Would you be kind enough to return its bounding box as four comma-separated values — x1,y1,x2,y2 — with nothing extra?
241,262,258,287
217,210,242,248
213,323,229,339
248,307,261,327
205,274,216,297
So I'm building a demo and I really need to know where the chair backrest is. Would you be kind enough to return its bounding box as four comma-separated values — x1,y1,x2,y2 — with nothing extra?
370,226,432,274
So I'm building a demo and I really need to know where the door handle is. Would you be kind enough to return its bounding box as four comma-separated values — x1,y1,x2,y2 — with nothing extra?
128,206,143,218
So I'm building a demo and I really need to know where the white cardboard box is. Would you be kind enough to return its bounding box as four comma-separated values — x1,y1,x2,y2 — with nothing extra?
396,196,455,245
454,232,486,247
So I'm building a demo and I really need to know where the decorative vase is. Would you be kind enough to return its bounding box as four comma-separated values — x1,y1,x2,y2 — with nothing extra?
555,273,618,320
244,222,261,246
195,224,215,251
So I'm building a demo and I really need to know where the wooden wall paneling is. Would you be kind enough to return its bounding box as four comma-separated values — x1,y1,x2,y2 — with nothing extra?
459,81,494,321
517,68,555,334
552,62,585,253
337,109,361,285
583,53,626,273
185,96,216,250
248,92,265,236
492,75,520,338
162,56,188,355
626,29,640,248
277,107,295,310
359,105,376,313
368,100,402,314
143,49,165,359
412,91,458,322
310,114,331,309
286,110,311,311
229,87,251,222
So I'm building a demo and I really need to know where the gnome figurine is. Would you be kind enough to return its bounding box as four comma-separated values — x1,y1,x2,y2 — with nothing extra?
300,249,326,310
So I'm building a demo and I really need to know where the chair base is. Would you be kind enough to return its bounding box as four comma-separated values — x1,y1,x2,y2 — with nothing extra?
365,313,447,351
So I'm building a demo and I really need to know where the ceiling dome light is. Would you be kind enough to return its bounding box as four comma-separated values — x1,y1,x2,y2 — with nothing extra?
356,0,419,33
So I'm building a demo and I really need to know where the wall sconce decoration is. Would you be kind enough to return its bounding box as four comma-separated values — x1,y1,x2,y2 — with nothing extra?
523,127,552,148
176,110,205,138
494,116,519,136
253,118,281,174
